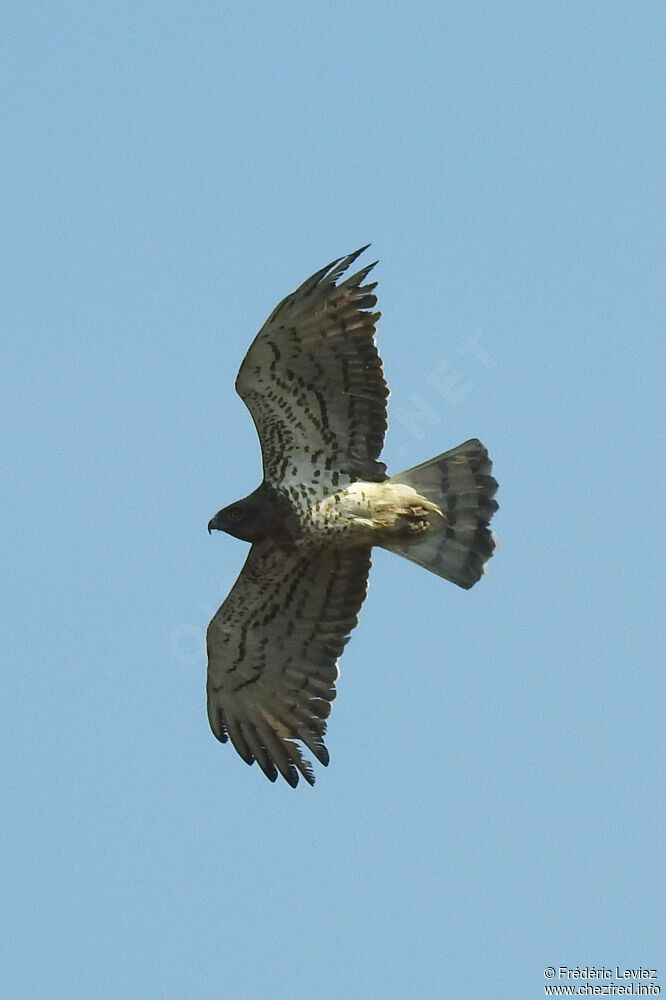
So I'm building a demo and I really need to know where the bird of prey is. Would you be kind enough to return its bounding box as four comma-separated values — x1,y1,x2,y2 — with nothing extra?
206,247,498,786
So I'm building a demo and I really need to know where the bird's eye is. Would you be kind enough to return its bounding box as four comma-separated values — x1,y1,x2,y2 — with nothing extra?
229,510,241,519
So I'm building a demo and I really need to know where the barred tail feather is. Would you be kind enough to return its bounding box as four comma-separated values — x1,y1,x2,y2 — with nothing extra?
382,439,498,589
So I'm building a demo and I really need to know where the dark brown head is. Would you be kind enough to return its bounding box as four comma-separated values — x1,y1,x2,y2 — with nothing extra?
207,482,291,544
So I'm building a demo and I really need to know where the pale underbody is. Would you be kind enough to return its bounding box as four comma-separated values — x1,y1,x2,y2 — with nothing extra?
302,481,444,543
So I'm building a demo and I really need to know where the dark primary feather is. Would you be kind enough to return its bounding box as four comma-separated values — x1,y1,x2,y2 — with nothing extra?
206,540,372,786
235,247,389,500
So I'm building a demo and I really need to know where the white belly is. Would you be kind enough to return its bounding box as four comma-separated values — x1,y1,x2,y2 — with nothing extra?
304,481,443,541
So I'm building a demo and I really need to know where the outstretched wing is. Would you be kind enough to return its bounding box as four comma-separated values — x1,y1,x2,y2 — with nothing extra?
206,539,372,786
236,247,389,501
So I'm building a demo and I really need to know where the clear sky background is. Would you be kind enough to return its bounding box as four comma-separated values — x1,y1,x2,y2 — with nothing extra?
3,3,665,998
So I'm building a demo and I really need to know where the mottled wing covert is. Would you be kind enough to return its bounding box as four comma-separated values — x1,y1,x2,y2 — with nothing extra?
236,247,389,501
206,539,372,786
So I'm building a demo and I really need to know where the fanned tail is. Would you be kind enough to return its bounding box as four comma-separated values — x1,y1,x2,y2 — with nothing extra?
381,439,498,589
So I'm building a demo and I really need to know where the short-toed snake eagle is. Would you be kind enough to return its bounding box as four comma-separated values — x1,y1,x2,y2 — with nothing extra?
206,248,498,786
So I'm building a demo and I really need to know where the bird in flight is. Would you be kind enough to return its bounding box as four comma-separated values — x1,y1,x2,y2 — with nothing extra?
206,247,498,786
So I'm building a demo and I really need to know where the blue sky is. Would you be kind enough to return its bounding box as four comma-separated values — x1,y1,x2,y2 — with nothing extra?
3,3,665,997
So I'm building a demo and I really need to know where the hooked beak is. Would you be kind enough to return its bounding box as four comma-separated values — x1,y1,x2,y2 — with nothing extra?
208,511,222,534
